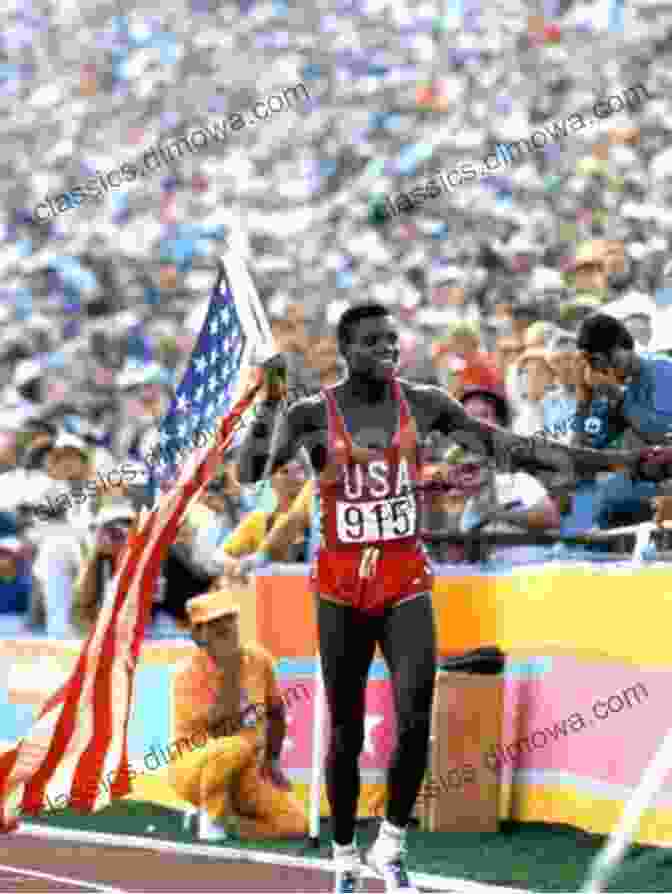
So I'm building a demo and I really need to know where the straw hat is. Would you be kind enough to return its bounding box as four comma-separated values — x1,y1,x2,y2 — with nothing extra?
186,590,240,625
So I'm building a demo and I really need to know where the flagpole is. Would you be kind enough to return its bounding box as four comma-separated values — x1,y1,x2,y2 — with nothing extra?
307,650,326,848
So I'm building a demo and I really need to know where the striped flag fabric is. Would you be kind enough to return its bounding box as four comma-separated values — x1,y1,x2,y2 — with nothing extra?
0,254,274,831
146,251,273,495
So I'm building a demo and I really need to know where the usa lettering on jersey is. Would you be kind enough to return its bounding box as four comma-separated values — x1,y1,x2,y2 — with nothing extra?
336,458,417,544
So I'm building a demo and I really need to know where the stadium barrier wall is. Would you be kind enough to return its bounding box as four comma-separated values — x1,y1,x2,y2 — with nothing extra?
0,561,670,844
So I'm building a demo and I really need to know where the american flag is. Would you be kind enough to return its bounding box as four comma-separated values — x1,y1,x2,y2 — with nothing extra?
0,254,273,830
147,255,271,494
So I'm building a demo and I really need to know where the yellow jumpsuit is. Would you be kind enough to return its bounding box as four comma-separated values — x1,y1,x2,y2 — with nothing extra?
169,643,308,839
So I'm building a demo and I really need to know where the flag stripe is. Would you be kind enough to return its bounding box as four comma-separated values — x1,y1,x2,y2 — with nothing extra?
21,529,146,813
58,505,167,809
70,546,143,809
81,521,161,808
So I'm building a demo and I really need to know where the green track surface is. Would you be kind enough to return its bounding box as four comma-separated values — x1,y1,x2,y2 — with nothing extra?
32,803,672,892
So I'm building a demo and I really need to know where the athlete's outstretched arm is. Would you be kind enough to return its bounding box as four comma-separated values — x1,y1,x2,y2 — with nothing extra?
420,385,640,479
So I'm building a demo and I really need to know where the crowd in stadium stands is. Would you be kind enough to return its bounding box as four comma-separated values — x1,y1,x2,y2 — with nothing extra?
2,0,672,637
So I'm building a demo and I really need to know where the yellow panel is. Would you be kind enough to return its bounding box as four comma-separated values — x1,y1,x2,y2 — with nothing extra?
432,575,499,655
511,782,672,847
494,566,672,667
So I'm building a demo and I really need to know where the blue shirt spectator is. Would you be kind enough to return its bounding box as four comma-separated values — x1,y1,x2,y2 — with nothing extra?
575,314,672,444
0,535,45,634
621,352,672,440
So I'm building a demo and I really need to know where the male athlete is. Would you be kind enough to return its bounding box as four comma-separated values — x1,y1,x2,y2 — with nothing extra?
237,303,643,893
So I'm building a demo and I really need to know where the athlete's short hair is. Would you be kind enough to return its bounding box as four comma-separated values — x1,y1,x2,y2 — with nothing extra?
577,313,634,355
336,303,392,353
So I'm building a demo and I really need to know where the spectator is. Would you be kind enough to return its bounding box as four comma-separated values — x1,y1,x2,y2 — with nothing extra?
307,336,343,389
455,387,560,563
70,501,137,636
0,534,45,635
509,349,558,436
32,433,101,637
186,464,252,561
236,478,316,576
457,455,561,565
418,437,474,564
268,300,313,397
194,460,308,585
574,313,672,445
544,346,581,443
70,497,201,638
432,323,502,399
0,416,56,512
169,589,308,840
428,267,480,330
115,364,172,462
567,313,672,531
396,388,513,563
570,243,608,301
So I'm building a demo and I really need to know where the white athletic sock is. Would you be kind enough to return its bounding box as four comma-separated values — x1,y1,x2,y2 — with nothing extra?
333,840,359,869
372,820,406,861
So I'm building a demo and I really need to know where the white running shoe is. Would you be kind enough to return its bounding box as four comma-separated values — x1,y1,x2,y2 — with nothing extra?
182,806,198,836
366,843,419,893
333,846,363,893
197,810,233,841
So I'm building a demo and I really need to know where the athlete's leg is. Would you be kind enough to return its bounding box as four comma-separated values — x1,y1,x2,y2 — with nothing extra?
378,593,437,828
317,596,377,846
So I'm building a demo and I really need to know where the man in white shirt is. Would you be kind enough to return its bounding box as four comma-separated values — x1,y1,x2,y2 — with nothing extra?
457,388,561,564
32,434,102,638
459,462,560,564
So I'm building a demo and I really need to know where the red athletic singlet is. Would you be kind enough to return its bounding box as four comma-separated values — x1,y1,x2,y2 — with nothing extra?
310,380,433,614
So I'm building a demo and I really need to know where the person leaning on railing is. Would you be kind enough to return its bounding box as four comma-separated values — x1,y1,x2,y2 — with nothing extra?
235,479,315,578
570,313,672,530
179,458,308,590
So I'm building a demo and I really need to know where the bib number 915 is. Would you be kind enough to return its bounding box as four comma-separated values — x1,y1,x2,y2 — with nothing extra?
336,497,416,543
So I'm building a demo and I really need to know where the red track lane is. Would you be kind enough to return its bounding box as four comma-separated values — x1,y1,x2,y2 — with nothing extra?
0,834,389,892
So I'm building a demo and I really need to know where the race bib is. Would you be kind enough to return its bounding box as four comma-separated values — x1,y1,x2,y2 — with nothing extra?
336,496,417,544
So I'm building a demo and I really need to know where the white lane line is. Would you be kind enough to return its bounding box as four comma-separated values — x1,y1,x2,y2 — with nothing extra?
19,821,533,893
0,863,127,893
